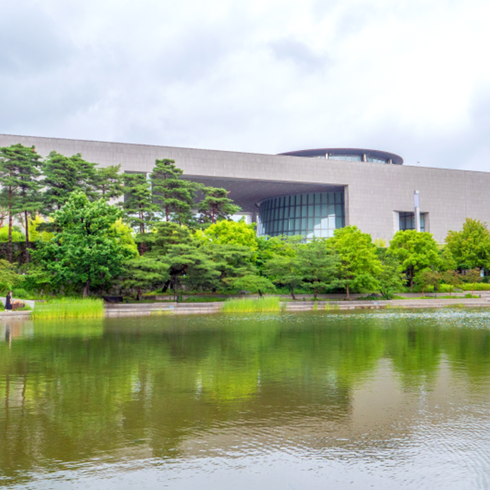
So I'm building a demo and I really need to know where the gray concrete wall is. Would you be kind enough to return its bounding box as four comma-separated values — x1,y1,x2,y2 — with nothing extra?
0,133,487,243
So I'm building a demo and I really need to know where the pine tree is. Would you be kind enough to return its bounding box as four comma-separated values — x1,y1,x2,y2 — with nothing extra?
122,173,157,253
197,186,240,225
150,159,196,224
42,152,98,213
95,164,124,201
0,144,42,263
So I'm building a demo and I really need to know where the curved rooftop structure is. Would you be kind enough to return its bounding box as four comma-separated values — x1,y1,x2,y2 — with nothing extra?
279,148,404,165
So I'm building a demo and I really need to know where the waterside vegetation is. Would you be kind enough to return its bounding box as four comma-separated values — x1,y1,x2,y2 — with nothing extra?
31,298,104,320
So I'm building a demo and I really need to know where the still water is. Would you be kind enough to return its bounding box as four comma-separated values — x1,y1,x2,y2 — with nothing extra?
1,309,490,489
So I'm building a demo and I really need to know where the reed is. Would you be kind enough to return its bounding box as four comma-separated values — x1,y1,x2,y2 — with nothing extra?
31,298,105,320
222,297,281,313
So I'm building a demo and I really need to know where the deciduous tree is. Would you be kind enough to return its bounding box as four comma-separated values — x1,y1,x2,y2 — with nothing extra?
329,225,382,299
388,230,440,291
33,192,136,297
445,218,490,271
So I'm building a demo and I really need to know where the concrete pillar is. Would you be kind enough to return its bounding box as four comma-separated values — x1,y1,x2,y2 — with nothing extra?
414,190,421,232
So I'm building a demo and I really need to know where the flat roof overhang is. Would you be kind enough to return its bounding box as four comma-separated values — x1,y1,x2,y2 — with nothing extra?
182,175,344,213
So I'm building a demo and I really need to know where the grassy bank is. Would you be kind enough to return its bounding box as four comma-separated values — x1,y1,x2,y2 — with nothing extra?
222,297,281,313
31,298,104,320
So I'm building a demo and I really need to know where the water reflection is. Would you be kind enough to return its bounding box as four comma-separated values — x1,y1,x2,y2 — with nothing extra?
1,310,490,489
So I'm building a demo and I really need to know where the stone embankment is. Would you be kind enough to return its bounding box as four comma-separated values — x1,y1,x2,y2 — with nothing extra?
104,296,490,317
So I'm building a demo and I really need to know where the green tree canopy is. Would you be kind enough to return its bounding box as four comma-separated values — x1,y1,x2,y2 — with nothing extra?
122,173,158,251
197,187,240,225
42,151,98,213
150,159,197,225
0,144,43,263
388,230,440,290
445,218,490,271
32,192,136,297
95,164,124,201
329,225,382,299
197,219,258,250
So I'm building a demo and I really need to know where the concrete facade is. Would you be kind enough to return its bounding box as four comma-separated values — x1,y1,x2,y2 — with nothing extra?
0,133,488,243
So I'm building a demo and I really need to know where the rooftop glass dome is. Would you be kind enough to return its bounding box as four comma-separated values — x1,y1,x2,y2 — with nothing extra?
279,148,403,165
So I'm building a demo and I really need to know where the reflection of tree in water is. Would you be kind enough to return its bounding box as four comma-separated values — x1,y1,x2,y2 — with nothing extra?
0,311,489,485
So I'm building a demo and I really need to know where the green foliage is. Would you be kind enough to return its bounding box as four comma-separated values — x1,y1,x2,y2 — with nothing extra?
416,269,442,294
293,239,340,298
205,243,257,285
330,225,382,298
122,173,157,236
0,259,22,293
164,243,221,295
0,144,43,263
462,268,483,295
222,296,280,312
150,159,196,225
388,230,440,290
445,218,490,270
122,255,170,300
32,192,137,297
0,226,24,242
377,251,405,299
441,270,462,296
197,186,240,225
197,219,258,250
95,164,124,200
42,151,98,213
31,298,104,319
227,275,276,296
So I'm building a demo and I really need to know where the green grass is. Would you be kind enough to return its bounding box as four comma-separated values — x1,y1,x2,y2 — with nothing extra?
222,297,281,313
31,298,104,320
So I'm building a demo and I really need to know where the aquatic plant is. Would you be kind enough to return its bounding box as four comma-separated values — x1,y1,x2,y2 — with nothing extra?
222,297,281,313
31,298,104,319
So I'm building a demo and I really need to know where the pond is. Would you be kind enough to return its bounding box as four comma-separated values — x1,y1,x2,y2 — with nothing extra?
1,309,490,489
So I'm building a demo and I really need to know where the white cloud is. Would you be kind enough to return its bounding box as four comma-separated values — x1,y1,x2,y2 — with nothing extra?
1,0,489,170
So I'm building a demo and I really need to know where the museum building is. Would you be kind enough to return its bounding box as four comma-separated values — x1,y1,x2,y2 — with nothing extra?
0,134,487,243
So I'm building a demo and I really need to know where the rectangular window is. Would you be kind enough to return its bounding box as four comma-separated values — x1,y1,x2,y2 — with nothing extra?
399,212,426,232
301,206,307,218
308,205,314,217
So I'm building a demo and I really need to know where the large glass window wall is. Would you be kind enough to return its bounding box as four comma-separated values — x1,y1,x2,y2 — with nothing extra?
257,191,345,239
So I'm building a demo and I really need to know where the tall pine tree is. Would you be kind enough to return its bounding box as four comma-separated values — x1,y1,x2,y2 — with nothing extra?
42,151,98,213
122,173,157,253
95,164,124,201
198,186,240,225
150,159,196,225
0,144,42,263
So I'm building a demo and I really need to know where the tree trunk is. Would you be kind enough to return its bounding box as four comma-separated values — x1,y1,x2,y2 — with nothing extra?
290,285,296,300
346,283,350,300
24,210,30,263
83,279,90,298
410,269,414,291
258,289,263,297
137,286,142,301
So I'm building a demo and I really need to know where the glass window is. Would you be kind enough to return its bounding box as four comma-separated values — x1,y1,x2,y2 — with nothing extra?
258,190,345,238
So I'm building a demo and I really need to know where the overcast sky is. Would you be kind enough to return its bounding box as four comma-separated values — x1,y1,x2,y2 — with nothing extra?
1,0,489,170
